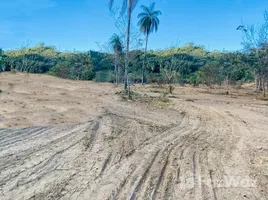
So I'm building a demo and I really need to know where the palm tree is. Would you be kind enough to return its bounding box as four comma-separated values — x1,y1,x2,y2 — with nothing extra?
138,2,161,84
109,34,123,84
109,0,139,90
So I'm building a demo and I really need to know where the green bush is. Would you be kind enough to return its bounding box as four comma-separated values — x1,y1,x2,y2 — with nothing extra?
186,72,201,86
94,70,114,82
48,53,95,80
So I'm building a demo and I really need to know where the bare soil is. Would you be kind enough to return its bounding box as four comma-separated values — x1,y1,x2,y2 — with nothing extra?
0,73,268,200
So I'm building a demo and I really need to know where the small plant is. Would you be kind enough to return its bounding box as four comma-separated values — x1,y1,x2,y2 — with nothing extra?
10,67,16,73
256,95,268,101
180,110,186,116
116,89,141,101
168,85,175,94
185,98,194,102
8,83,14,89
83,135,91,150
159,92,170,103
0,89,2,93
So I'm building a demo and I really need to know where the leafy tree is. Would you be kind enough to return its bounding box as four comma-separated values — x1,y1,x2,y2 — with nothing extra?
138,2,161,84
90,51,113,72
199,61,224,86
50,52,94,80
186,71,201,86
128,49,143,82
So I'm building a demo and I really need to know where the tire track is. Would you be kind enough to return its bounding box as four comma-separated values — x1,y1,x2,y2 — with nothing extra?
0,99,266,200
129,150,160,200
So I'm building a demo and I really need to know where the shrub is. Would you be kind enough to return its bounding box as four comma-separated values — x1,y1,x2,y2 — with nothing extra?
94,70,114,82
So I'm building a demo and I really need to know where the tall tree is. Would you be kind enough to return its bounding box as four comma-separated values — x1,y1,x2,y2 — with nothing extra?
109,34,123,84
237,10,268,96
138,2,161,84
109,0,139,90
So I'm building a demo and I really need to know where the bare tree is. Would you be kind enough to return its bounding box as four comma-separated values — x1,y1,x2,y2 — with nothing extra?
109,7,143,50
237,10,268,96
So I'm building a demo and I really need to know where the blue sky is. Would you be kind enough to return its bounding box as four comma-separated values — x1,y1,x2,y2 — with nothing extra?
0,0,267,51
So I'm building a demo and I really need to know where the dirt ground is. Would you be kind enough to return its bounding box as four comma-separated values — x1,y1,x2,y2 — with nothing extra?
0,73,118,128
0,73,268,200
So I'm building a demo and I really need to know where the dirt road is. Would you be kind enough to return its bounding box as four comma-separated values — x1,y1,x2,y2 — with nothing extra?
0,73,267,199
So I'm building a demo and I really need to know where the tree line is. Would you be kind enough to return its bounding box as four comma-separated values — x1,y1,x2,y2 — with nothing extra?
0,1,267,97
0,42,254,86
107,0,267,96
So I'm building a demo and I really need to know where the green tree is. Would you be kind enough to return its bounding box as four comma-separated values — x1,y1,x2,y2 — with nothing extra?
109,0,139,92
109,34,123,84
50,52,95,80
138,2,161,84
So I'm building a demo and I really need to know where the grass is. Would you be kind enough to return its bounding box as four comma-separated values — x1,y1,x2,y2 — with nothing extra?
185,98,195,102
117,89,171,107
150,89,162,93
256,94,268,101
149,84,175,95
117,90,155,102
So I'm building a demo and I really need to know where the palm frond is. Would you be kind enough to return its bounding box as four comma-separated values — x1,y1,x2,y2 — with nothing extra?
149,2,155,12
110,0,139,14
109,0,114,10
137,2,161,35
109,34,123,54
152,10,162,16
137,12,147,18
140,5,150,13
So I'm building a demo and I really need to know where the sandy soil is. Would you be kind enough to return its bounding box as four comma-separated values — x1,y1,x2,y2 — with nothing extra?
0,73,268,200
0,73,118,128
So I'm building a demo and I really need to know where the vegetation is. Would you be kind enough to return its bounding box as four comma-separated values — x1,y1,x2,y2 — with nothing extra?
117,89,171,107
109,34,123,84
1,3,267,97
237,10,268,96
138,2,162,84
1,44,95,81
109,0,139,90
0,42,255,87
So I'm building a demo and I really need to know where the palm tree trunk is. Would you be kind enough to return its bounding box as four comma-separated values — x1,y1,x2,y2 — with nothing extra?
124,1,131,91
142,34,149,84
115,63,118,84
115,54,119,84
114,54,117,84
